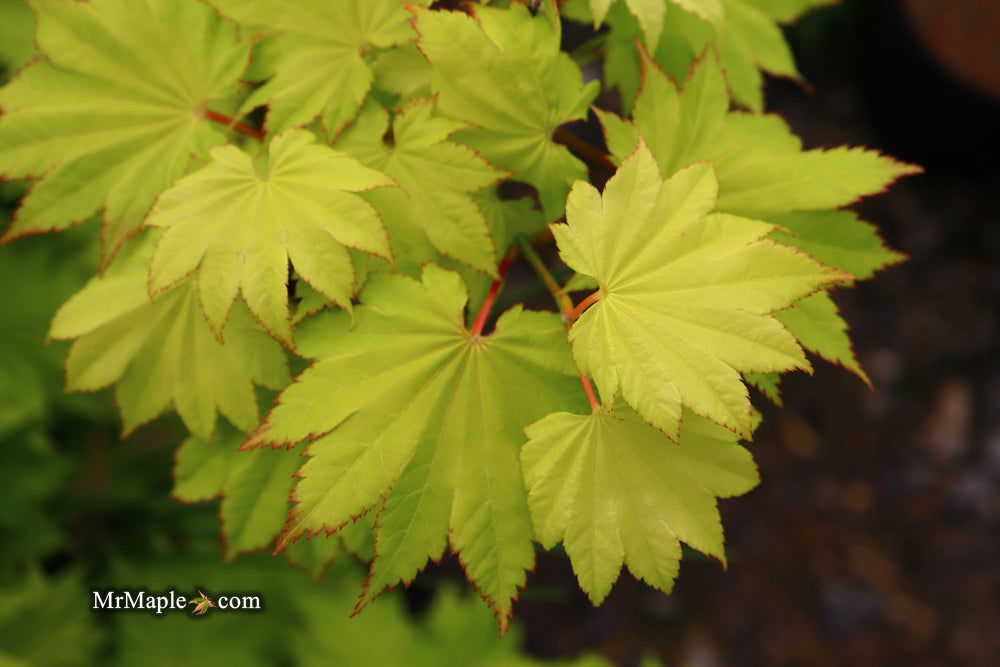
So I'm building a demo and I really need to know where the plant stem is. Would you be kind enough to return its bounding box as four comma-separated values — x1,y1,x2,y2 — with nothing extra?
516,236,602,411
204,109,265,142
516,237,574,319
553,127,616,171
469,247,518,337
568,290,600,321
580,375,600,411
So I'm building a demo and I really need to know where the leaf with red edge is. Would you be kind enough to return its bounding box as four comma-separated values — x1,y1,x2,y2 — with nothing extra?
522,401,759,604
412,2,599,220
145,129,394,347
0,0,250,266
248,265,586,631
209,0,432,138
335,98,507,276
48,236,289,440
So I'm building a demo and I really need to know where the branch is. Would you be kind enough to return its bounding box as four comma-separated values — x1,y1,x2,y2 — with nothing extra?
516,237,574,318
554,127,616,171
515,236,602,411
568,290,600,321
204,109,265,142
469,247,518,337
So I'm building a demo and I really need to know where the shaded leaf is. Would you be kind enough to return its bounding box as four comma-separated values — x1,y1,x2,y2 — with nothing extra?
49,238,289,439
413,3,599,219
0,0,249,265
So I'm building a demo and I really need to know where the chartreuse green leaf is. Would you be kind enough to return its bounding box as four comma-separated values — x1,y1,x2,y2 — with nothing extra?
741,0,834,23
598,54,913,388
248,265,585,630
336,98,506,276
602,48,921,213
48,237,289,440
591,0,722,49
145,129,394,347
0,0,249,265
552,142,845,440
776,291,869,384
173,424,372,570
413,3,599,219
767,210,905,280
173,434,240,504
744,372,782,406
210,0,431,137
521,402,759,604
221,446,302,560
0,0,34,78
594,0,831,110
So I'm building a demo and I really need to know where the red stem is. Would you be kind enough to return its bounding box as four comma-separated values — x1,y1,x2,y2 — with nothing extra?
568,290,600,321
204,109,265,142
579,375,600,411
469,249,517,337
554,127,616,171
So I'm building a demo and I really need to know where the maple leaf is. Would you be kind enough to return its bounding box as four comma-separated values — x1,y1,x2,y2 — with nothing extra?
48,238,289,440
552,141,846,440
221,446,303,561
0,0,250,266
594,0,836,110
336,98,507,276
521,401,759,604
209,0,431,137
173,424,373,570
600,47,921,213
744,372,782,406
248,265,586,631
767,210,906,281
189,592,216,616
590,0,723,49
145,129,394,347
776,291,870,385
412,3,599,220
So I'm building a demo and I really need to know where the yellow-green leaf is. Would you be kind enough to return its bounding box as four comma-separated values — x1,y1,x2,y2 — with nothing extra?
553,142,845,439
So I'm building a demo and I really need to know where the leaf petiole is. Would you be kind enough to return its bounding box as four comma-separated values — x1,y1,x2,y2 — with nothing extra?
469,247,518,337
515,236,601,411
203,109,265,142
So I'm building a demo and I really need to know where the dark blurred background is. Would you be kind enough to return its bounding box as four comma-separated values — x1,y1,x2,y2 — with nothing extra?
515,0,1000,664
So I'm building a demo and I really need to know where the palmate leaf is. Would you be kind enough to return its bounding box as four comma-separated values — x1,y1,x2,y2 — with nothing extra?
412,3,599,220
522,402,759,604
48,238,288,440
597,52,911,386
590,0,723,49
0,0,250,266
599,48,921,214
552,142,845,440
173,425,372,570
336,98,507,276
248,265,586,631
210,0,431,137
767,210,905,281
595,0,832,111
776,291,869,385
145,129,394,347
740,0,835,23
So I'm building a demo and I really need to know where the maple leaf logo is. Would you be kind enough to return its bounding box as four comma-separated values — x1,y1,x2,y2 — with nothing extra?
188,591,216,616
